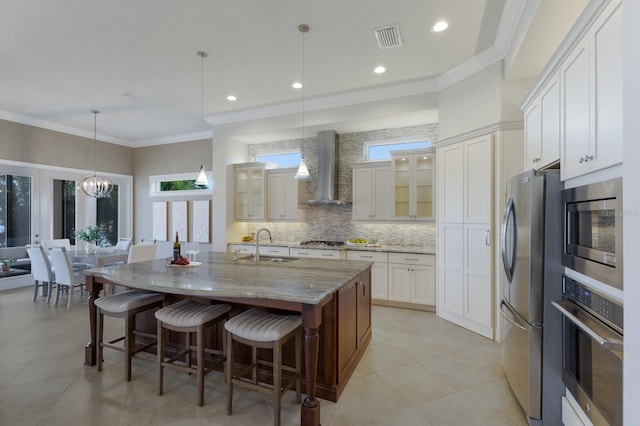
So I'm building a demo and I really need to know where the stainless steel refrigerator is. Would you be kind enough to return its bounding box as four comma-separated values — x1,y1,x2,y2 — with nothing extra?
500,169,563,425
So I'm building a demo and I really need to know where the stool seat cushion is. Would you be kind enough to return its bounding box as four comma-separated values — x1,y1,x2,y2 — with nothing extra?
155,299,230,328
225,308,301,342
95,290,164,314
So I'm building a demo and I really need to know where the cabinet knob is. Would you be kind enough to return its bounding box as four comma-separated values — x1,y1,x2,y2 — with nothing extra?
585,154,594,162
579,156,585,164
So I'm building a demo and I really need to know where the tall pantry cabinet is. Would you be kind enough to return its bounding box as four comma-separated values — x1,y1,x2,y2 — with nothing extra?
436,134,494,339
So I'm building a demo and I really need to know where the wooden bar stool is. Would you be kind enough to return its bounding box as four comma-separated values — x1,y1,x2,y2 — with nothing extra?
155,299,230,406
225,308,302,426
94,290,165,381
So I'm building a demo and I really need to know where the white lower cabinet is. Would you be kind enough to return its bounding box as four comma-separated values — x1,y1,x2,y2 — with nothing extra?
227,244,289,257
347,251,388,300
387,253,435,306
228,244,256,255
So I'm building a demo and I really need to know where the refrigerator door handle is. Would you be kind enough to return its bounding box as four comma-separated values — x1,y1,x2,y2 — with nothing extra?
501,197,516,283
500,300,527,332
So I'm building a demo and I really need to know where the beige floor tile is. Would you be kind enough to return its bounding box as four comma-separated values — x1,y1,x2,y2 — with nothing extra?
337,372,409,423
0,287,528,425
376,362,457,405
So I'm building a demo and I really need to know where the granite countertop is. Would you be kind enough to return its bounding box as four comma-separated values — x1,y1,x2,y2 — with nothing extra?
83,252,372,305
228,241,436,255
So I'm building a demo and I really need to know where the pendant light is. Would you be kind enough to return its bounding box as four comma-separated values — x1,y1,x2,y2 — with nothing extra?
80,110,113,198
195,51,209,186
294,24,311,181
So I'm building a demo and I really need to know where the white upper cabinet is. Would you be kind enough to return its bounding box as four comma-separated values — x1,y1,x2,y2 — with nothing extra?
391,149,435,221
524,72,560,170
235,163,265,220
352,162,391,221
266,169,300,221
560,0,622,180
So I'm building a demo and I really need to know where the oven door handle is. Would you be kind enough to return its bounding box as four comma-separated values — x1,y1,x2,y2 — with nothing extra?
551,300,623,352
499,300,527,332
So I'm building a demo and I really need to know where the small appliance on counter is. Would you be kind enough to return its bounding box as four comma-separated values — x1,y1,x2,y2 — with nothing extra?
500,169,563,425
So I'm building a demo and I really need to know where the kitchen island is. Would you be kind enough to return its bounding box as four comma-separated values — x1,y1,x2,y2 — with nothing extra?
83,252,373,426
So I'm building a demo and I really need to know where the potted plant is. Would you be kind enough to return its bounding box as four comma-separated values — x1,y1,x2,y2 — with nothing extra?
0,258,15,272
74,226,105,254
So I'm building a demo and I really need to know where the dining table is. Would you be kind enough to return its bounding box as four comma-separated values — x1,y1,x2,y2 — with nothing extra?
71,248,129,267
82,251,373,426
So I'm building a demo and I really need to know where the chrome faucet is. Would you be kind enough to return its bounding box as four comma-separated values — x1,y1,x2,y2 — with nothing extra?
254,228,273,262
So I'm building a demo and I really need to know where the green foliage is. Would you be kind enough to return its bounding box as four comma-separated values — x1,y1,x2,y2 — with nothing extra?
74,225,105,243
160,180,205,191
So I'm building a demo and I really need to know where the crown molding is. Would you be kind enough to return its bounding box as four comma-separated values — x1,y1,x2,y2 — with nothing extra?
130,131,213,148
433,121,524,148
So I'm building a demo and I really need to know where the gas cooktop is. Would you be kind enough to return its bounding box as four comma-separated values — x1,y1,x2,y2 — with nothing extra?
299,240,346,248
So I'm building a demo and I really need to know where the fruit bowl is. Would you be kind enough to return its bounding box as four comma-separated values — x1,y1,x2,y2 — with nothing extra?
167,261,202,268
346,239,368,247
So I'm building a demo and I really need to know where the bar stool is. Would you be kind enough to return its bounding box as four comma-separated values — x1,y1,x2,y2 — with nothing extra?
94,290,165,381
225,308,302,426
155,299,231,406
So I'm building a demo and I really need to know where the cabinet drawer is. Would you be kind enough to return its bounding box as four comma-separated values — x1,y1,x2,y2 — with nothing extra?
258,246,290,256
228,244,256,255
388,252,434,266
346,250,388,263
290,248,342,259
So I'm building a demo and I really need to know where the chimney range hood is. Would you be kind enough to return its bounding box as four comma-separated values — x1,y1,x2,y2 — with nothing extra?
305,130,345,205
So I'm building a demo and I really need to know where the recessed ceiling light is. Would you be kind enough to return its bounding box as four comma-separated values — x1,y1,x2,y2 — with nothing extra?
292,82,303,89
432,21,448,32
374,66,386,74
226,95,237,101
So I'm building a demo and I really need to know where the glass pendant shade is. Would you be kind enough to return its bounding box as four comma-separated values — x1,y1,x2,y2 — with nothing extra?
294,157,311,180
80,110,113,198
195,165,208,185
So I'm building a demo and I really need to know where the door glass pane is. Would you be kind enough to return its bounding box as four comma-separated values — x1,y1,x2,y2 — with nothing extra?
0,175,31,247
97,185,118,246
53,179,76,243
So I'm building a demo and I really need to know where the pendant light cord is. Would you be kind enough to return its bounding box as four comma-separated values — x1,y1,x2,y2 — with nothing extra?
91,109,99,175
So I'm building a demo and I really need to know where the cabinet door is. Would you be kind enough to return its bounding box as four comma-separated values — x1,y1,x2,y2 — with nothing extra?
464,224,492,329
235,168,251,219
372,167,391,220
352,168,373,220
356,272,371,346
266,172,285,220
282,172,299,219
249,168,264,219
392,156,411,219
464,135,493,224
411,264,435,305
388,263,411,302
561,40,591,180
592,1,622,170
437,144,464,223
540,75,561,167
370,262,388,300
524,102,542,169
414,154,434,219
337,279,357,376
438,223,464,316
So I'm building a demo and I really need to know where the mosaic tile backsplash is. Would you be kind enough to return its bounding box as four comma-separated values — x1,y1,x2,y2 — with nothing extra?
245,124,439,248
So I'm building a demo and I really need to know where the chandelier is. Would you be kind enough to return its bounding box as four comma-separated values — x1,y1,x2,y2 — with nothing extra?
80,110,113,198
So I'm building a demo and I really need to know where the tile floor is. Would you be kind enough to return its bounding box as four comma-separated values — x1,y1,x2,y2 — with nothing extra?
0,287,527,425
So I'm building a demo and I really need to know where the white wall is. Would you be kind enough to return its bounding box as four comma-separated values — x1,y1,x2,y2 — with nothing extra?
623,0,639,423
438,62,504,140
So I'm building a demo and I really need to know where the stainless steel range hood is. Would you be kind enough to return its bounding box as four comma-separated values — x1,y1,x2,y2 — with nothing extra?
305,130,345,205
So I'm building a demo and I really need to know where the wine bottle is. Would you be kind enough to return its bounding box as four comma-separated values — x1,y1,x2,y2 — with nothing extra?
173,232,181,260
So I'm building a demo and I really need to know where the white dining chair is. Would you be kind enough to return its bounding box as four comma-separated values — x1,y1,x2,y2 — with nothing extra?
25,244,56,303
115,238,132,251
42,238,71,251
127,244,157,263
49,247,85,308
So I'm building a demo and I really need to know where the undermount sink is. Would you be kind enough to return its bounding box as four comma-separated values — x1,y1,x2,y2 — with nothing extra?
236,255,300,264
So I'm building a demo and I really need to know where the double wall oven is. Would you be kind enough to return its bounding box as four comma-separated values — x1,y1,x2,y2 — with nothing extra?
555,177,624,425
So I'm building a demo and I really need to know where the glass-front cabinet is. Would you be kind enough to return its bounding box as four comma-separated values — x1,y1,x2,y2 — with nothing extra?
235,163,265,220
391,148,435,221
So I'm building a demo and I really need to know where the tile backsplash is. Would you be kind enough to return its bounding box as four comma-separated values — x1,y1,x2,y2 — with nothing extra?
245,124,439,248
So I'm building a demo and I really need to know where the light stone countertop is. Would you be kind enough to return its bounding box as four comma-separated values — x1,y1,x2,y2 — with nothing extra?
228,241,436,255
83,252,372,305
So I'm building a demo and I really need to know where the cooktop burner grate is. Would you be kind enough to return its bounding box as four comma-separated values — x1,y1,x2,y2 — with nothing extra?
299,240,346,248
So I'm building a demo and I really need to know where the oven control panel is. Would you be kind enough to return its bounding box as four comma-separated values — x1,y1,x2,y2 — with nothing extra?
563,276,623,332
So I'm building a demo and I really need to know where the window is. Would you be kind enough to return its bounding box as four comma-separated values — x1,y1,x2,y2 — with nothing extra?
0,174,31,247
149,173,213,197
366,140,431,160
256,152,301,168
53,179,76,243
97,185,119,246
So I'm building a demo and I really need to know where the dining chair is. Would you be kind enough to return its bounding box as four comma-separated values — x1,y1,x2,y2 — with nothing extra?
42,238,71,251
25,244,55,303
49,247,85,308
127,244,157,263
140,239,157,245
115,238,132,251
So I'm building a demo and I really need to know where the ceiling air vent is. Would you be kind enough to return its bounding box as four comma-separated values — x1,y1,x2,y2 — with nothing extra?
374,24,402,49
